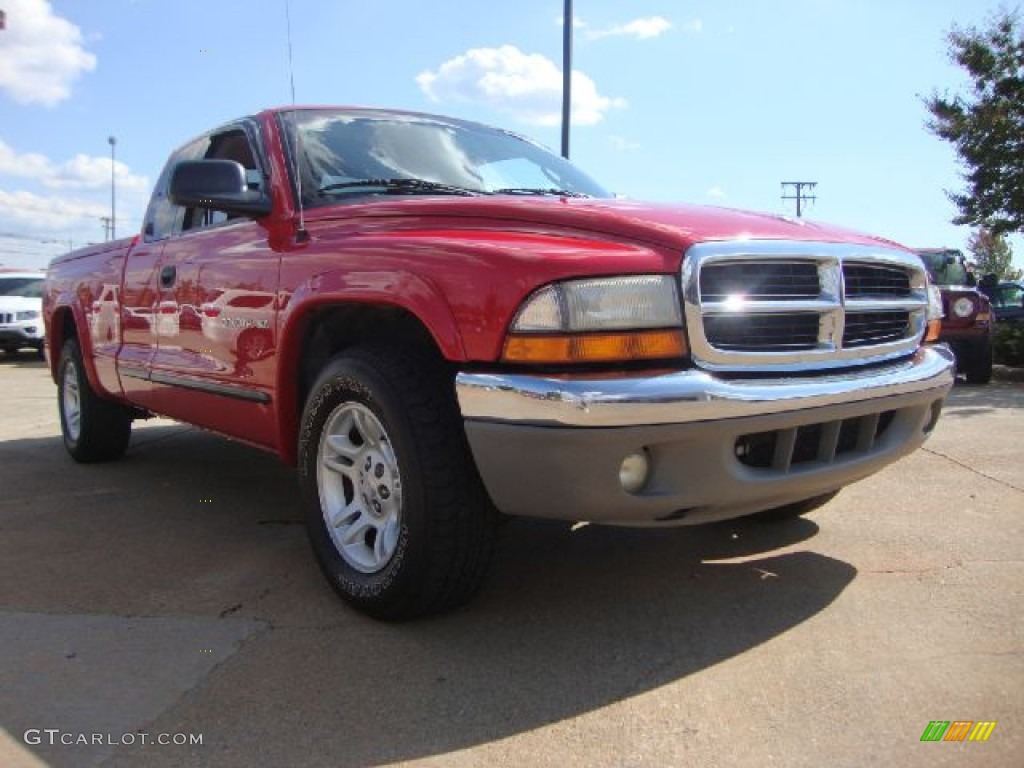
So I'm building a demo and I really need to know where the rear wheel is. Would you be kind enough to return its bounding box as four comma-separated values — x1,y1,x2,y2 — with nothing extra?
58,338,132,462
750,490,840,522
298,346,497,620
964,343,993,385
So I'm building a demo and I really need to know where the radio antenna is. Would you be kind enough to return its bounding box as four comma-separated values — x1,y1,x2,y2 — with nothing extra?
284,0,308,241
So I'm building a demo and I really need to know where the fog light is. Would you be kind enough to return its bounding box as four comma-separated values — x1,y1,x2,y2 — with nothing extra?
619,451,650,493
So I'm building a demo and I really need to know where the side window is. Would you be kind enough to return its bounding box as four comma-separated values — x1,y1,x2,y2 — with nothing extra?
144,138,208,241
994,284,1023,309
181,129,262,233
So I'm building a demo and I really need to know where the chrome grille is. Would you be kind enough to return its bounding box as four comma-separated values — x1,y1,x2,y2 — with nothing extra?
700,262,819,300
681,241,929,372
0,313,13,324
704,313,819,351
843,263,911,297
843,311,910,348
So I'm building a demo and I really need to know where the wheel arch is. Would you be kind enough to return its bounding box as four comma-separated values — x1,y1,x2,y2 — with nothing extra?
48,302,103,393
275,284,465,466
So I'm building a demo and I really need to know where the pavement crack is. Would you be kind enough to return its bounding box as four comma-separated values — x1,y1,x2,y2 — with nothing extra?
865,560,963,575
217,586,277,619
922,446,1024,493
218,602,244,618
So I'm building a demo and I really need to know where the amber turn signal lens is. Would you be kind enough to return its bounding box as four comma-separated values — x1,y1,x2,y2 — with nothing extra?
925,318,942,342
502,330,687,364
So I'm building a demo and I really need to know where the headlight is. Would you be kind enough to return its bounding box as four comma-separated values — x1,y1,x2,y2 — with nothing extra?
512,275,682,332
504,275,686,364
16,310,40,321
952,296,975,318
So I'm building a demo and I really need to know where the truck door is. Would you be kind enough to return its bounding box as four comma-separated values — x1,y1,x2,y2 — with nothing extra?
117,156,183,407
147,124,280,449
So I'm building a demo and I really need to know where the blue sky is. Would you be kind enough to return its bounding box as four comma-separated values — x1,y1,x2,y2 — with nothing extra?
0,0,1021,271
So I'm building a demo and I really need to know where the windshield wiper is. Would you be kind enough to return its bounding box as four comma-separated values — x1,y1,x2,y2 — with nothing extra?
318,178,481,196
491,187,590,198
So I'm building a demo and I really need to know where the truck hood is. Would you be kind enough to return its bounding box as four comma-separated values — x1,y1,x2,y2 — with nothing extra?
309,195,906,252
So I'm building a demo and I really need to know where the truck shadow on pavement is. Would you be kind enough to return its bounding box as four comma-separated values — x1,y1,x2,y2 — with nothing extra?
942,374,1023,417
0,351,48,369
1,424,855,766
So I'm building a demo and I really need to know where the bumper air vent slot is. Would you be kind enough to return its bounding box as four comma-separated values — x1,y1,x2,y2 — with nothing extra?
734,410,897,472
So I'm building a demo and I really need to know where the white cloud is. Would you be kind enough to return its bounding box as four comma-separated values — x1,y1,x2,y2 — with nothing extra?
0,139,150,263
609,135,640,152
586,16,673,41
707,186,728,200
0,139,51,179
0,189,108,233
0,139,148,190
417,45,626,126
554,16,588,29
0,0,97,106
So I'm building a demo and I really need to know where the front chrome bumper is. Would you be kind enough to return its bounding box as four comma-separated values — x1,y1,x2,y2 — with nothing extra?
456,345,955,428
455,346,955,525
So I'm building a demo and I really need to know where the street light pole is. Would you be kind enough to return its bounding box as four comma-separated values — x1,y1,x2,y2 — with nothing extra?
108,136,116,240
561,0,572,159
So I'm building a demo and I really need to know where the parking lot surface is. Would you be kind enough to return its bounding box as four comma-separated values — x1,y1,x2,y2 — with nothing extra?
1,353,1021,767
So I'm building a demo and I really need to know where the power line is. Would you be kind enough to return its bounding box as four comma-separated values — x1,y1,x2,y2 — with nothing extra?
0,201,140,222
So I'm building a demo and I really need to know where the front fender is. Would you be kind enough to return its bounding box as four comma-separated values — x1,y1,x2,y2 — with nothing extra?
274,268,466,464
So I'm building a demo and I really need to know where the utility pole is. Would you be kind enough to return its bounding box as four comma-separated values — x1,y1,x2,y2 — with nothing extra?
100,217,112,241
781,181,817,217
561,0,572,159
108,136,117,239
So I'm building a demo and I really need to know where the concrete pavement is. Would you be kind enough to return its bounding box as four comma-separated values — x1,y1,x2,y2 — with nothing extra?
0,353,1021,767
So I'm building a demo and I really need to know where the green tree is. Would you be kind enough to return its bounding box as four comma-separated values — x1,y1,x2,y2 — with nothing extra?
925,9,1024,236
967,227,1022,279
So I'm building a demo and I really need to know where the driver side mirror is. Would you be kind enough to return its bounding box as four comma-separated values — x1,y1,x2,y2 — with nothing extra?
169,160,272,217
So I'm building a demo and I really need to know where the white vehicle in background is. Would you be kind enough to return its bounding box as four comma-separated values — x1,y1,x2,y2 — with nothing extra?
0,271,46,359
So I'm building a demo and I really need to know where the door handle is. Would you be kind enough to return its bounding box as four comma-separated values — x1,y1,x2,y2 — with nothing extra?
159,264,176,289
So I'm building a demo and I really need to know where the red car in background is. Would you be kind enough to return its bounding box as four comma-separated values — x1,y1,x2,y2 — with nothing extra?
915,248,994,384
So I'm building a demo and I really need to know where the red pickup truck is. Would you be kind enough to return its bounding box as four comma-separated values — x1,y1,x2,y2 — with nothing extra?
44,107,955,619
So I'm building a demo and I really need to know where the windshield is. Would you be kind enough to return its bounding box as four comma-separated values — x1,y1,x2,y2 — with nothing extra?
918,251,970,286
0,277,44,298
281,109,612,206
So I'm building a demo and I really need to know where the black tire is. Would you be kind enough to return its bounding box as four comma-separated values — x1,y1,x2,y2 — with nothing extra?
749,490,840,522
58,338,132,462
298,346,497,620
964,343,993,385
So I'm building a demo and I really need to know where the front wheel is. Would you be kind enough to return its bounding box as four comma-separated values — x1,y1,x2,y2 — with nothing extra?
58,338,132,462
298,346,497,620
